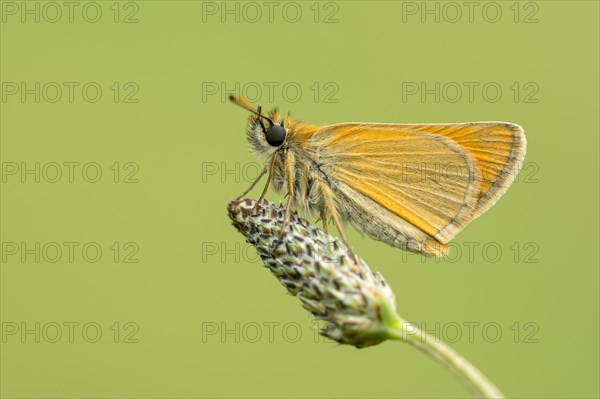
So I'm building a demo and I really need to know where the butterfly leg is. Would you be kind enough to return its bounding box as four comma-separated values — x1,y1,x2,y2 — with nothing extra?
251,155,276,214
279,149,295,238
320,183,357,261
319,210,329,234
235,166,267,200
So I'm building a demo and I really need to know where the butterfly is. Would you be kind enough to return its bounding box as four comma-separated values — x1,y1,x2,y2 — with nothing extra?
230,95,526,256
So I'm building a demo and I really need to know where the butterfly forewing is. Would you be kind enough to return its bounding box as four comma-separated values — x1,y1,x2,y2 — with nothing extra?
314,124,482,243
409,123,526,218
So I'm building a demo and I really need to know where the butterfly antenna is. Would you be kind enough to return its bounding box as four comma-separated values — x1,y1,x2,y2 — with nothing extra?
256,106,268,134
229,95,274,125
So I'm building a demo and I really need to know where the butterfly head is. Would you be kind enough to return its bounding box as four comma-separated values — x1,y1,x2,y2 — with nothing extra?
229,95,289,157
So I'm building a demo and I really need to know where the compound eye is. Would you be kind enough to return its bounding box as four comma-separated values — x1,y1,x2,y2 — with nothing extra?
265,124,286,147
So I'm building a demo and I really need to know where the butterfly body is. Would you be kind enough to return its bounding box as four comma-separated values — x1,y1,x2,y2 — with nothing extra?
233,96,526,257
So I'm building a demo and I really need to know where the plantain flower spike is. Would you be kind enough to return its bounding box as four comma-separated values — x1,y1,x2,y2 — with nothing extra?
227,198,505,398
228,198,399,348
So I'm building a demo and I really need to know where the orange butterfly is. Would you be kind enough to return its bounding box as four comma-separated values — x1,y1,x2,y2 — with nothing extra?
231,95,526,256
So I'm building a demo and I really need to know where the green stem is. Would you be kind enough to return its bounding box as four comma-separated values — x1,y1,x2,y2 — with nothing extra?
385,314,505,398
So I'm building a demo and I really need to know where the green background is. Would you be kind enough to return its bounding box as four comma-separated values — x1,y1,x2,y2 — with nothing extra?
1,1,598,398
